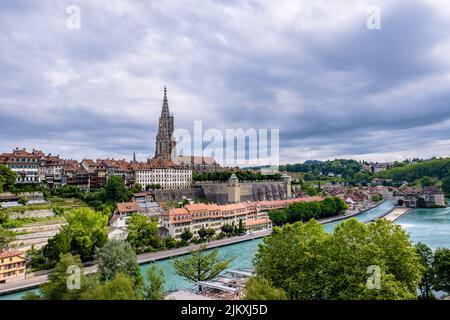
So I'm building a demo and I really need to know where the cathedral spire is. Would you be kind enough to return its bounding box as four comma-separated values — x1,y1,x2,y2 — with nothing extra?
161,86,170,117
155,86,176,161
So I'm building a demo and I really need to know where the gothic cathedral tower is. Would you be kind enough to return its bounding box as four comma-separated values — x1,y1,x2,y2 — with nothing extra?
155,86,176,161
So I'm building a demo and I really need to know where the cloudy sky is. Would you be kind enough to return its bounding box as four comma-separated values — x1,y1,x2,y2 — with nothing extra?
1,0,450,165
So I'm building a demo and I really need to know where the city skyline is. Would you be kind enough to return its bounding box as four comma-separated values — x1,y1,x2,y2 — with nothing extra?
1,1,450,164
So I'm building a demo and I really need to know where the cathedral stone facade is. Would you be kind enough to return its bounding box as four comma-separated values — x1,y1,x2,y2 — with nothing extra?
152,87,220,172
154,86,177,161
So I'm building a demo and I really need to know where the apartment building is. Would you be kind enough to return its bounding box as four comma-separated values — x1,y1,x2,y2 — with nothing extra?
0,250,26,284
0,148,45,184
132,159,192,190
161,196,324,239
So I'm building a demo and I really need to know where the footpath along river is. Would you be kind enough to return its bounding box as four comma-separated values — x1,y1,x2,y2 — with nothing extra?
2,201,449,300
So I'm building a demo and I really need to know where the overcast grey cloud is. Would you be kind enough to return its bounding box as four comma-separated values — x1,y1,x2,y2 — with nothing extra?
0,0,449,164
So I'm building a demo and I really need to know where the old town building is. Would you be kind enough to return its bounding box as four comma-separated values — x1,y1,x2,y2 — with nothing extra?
132,159,192,190
161,196,323,239
0,148,45,184
423,186,446,207
0,249,26,283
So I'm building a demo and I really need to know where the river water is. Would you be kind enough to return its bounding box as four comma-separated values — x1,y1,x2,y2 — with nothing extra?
1,201,449,300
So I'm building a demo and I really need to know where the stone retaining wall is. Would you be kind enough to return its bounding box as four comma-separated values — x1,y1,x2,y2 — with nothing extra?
10,209,54,220
151,182,289,204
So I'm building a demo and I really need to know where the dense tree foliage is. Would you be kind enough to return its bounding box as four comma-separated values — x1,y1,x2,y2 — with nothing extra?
244,277,288,300
193,170,281,182
25,249,167,300
32,208,109,267
81,273,141,300
173,245,231,290
280,159,362,180
433,248,450,294
415,242,435,299
0,164,16,193
268,196,348,226
50,176,134,212
126,214,160,252
95,239,143,287
146,183,162,190
39,253,91,300
378,158,450,185
198,227,216,241
442,176,450,197
0,211,9,225
144,265,166,300
253,219,423,300
0,226,14,249
180,229,193,242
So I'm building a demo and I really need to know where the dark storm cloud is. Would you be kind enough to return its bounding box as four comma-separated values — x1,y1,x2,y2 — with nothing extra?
0,0,449,163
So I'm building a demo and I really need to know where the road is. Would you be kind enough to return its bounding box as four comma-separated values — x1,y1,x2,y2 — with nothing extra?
0,230,270,296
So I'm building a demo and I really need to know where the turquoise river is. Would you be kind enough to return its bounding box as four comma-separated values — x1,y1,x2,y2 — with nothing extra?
1,200,449,300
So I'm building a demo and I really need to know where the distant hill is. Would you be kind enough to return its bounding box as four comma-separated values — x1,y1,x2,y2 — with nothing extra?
378,158,450,196
377,158,450,182
279,159,362,180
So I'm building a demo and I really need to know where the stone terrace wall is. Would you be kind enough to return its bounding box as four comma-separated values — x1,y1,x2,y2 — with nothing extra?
10,209,54,220
152,187,205,203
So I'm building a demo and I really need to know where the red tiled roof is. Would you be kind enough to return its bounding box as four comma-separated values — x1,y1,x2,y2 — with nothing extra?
0,249,25,259
165,197,325,224
117,202,140,214
244,218,271,227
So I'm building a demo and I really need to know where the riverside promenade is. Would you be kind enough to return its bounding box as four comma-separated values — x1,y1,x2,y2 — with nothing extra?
0,230,271,296
0,202,392,296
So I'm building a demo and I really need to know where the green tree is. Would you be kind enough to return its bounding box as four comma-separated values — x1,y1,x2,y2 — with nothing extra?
415,242,435,299
126,214,160,252
0,227,14,250
244,277,288,300
130,183,143,194
442,176,450,198
180,229,193,242
0,164,16,192
221,224,234,236
95,239,143,287
81,273,141,300
371,194,382,202
40,253,91,300
43,229,72,264
144,265,165,300
104,176,129,203
22,291,42,300
172,245,232,290
433,248,450,294
65,208,109,260
238,219,245,235
198,228,208,242
0,211,9,224
254,219,423,300
146,183,162,190
41,208,108,265
163,236,178,249
18,197,28,206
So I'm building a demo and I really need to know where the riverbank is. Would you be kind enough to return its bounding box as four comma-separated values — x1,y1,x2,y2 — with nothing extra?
318,200,386,224
0,230,270,296
0,201,394,297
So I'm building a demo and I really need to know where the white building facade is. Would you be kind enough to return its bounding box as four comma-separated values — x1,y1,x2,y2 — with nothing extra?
132,162,192,190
